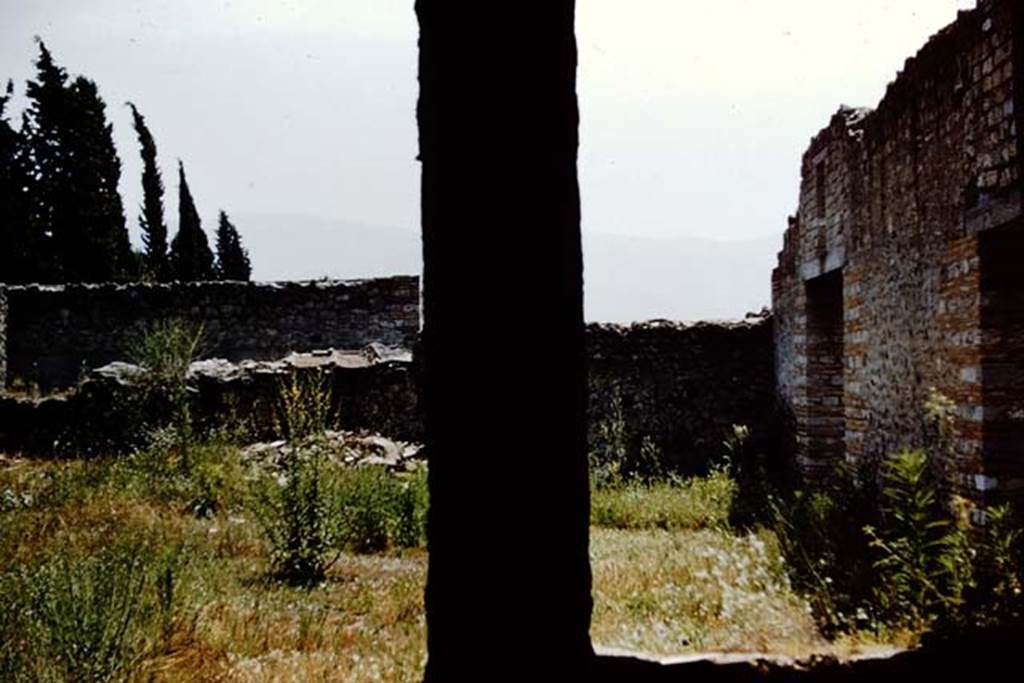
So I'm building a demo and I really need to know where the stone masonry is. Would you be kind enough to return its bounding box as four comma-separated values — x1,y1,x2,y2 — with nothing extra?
0,312,775,463
0,277,420,390
773,0,1024,511
587,316,775,473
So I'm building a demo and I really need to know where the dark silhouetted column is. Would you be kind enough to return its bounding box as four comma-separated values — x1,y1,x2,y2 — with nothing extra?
416,1,593,679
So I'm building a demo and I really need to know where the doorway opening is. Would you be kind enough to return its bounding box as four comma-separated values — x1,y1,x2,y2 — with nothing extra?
980,222,1024,507
805,270,845,470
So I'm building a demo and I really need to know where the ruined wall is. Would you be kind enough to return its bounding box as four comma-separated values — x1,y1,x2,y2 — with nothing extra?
3,277,420,390
774,0,1024,508
587,317,776,472
2,315,777,465
0,352,421,456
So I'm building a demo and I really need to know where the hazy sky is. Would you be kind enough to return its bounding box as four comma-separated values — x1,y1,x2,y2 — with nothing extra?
1,0,976,267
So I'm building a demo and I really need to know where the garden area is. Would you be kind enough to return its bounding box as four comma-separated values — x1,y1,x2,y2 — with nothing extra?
1,324,1023,681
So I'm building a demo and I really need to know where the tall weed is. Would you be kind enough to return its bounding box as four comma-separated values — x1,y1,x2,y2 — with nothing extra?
589,383,664,487
273,370,335,441
5,542,159,681
253,439,340,586
127,319,207,462
253,439,428,586
864,449,971,632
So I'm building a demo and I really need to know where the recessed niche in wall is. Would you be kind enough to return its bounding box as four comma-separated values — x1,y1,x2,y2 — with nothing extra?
805,269,845,467
979,221,1024,507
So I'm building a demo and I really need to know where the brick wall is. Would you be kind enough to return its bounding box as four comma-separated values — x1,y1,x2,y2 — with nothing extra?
773,0,1024,508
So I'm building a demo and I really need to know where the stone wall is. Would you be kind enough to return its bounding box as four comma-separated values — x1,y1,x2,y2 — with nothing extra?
586,316,776,473
2,315,777,466
773,0,1024,509
0,350,421,456
2,277,420,390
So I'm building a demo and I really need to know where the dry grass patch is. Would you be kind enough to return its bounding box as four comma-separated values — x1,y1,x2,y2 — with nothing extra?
590,527,825,656
1,455,428,683
142,552,427,683
3,453,906,678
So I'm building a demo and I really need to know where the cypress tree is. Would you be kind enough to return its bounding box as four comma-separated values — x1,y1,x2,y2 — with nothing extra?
214,210,252,281
0,80,33,284
64,75,133,281
22,40,70,282
22,40,133,282
127,102,169,281
169,161,215,281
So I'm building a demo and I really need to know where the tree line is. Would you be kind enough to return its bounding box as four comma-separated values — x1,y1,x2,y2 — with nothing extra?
0,40,252,285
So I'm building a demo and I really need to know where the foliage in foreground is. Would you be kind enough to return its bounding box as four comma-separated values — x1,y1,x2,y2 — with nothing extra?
0,426,430,680
590,407,1024,645
864,450,971,632
253,438,428,586
0,450,428,682
0,537,184,682
772,449,1024,640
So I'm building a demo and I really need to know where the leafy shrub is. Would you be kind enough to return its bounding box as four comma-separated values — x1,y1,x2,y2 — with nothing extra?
334,466,429,553
955,503,1024,632
589,384,664,487
253,439,340,586
126,319,207,460
254,438,428,586
127,319,206,381
774,445,1024,640
864,449,972,632
769,462,880,636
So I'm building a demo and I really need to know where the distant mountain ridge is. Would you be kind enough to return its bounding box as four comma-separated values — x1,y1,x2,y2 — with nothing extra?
239,212,779,323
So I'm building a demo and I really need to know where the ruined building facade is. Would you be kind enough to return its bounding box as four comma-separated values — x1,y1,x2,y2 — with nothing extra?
774,0,1024,511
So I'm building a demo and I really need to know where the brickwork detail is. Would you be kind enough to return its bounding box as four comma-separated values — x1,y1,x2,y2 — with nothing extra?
773,0,1024,507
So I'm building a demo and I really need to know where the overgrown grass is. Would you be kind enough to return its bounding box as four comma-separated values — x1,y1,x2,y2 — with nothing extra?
590,527,827,656
2,443,852,679
2,541,158,681
0,448,430,682
587,404,1024,651
590,468,735,531
252,439,428,586
10,380,1021,677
